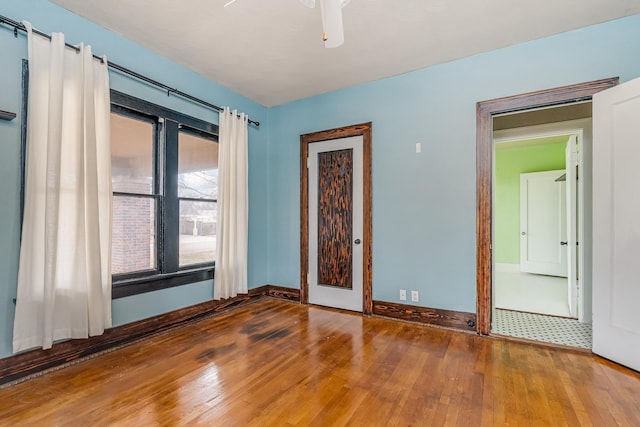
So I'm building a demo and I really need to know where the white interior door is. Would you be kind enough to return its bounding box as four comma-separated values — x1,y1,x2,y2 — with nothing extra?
308,136,363,312
593,77,640,372
566,135,579,317
520,170,568,277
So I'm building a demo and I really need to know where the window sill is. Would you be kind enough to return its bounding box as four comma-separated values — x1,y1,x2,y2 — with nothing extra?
112,267,214,299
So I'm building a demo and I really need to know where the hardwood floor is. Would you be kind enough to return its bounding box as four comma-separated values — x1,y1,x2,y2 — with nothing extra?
0,299,638,426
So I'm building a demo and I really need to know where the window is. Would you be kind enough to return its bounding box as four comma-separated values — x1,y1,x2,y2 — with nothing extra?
178,130,218,266
111,112,158,275
110,91,219,298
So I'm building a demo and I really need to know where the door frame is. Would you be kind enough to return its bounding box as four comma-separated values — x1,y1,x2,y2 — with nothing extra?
300,122,373,314
476,78,618,335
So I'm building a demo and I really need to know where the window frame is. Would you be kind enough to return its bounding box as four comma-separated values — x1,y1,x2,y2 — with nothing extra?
111,105,161,280
110,90,219,299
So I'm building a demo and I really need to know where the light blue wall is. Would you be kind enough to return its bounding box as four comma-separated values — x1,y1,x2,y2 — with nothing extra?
266,14,640,312
0,0,269,358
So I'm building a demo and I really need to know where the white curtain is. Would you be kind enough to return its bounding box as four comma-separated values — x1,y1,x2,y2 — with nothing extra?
214,107,248,299
13,22,112,353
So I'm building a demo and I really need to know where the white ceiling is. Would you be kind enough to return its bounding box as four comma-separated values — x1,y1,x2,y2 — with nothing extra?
52,0,640,107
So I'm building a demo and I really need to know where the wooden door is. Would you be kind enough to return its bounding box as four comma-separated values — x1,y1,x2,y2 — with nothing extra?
308,136,363,311
592,76,640,371
519,170,568,277
565,135,579,317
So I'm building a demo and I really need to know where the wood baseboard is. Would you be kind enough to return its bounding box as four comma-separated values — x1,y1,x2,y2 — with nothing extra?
373,300,477,332
0,285,300,386
266,285,301,301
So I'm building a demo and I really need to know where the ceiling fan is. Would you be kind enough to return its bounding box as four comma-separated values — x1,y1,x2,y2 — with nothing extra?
224,0,351,48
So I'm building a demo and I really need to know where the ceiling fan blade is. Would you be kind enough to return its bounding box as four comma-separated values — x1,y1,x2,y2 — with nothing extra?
319,0,345,48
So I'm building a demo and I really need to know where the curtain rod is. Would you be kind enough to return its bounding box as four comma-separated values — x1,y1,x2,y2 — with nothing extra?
0,14,260,127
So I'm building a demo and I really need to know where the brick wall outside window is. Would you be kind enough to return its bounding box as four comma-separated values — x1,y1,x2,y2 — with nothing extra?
112,178,154,275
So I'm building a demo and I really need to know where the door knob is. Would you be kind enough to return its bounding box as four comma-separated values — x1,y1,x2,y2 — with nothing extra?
560,241,568,245
354,239,361,245
521,232,526,236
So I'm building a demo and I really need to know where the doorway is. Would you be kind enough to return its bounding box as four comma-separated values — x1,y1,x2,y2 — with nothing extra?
492,120,586,317
300,122,373,314
491,116,589,348
475,78,619,344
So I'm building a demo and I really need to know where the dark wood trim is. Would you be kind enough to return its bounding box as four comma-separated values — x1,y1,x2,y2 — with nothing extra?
0,285,297,386
476,77,619,335
362,126,373,315
300,122,373,315
300,138,309,305
266,285,301,301
373,300,476,332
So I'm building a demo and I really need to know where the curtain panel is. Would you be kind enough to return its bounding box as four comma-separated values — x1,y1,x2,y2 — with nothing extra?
13,22,112,352
214,107,248,299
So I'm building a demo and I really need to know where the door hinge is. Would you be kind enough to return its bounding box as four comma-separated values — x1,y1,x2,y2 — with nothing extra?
307,272,310,285
307,156,310,168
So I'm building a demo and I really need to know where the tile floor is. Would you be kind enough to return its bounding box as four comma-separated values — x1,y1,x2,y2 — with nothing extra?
492,309,592,349
493,268,591,349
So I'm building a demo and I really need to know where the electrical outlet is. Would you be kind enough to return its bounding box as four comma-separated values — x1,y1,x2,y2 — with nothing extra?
411,291,419,302
399,290,407,301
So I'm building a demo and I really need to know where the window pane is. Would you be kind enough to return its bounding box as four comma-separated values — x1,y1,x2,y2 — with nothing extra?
179,200,216,266
111,113,154,195
112,195,156,275
178,131,217,199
